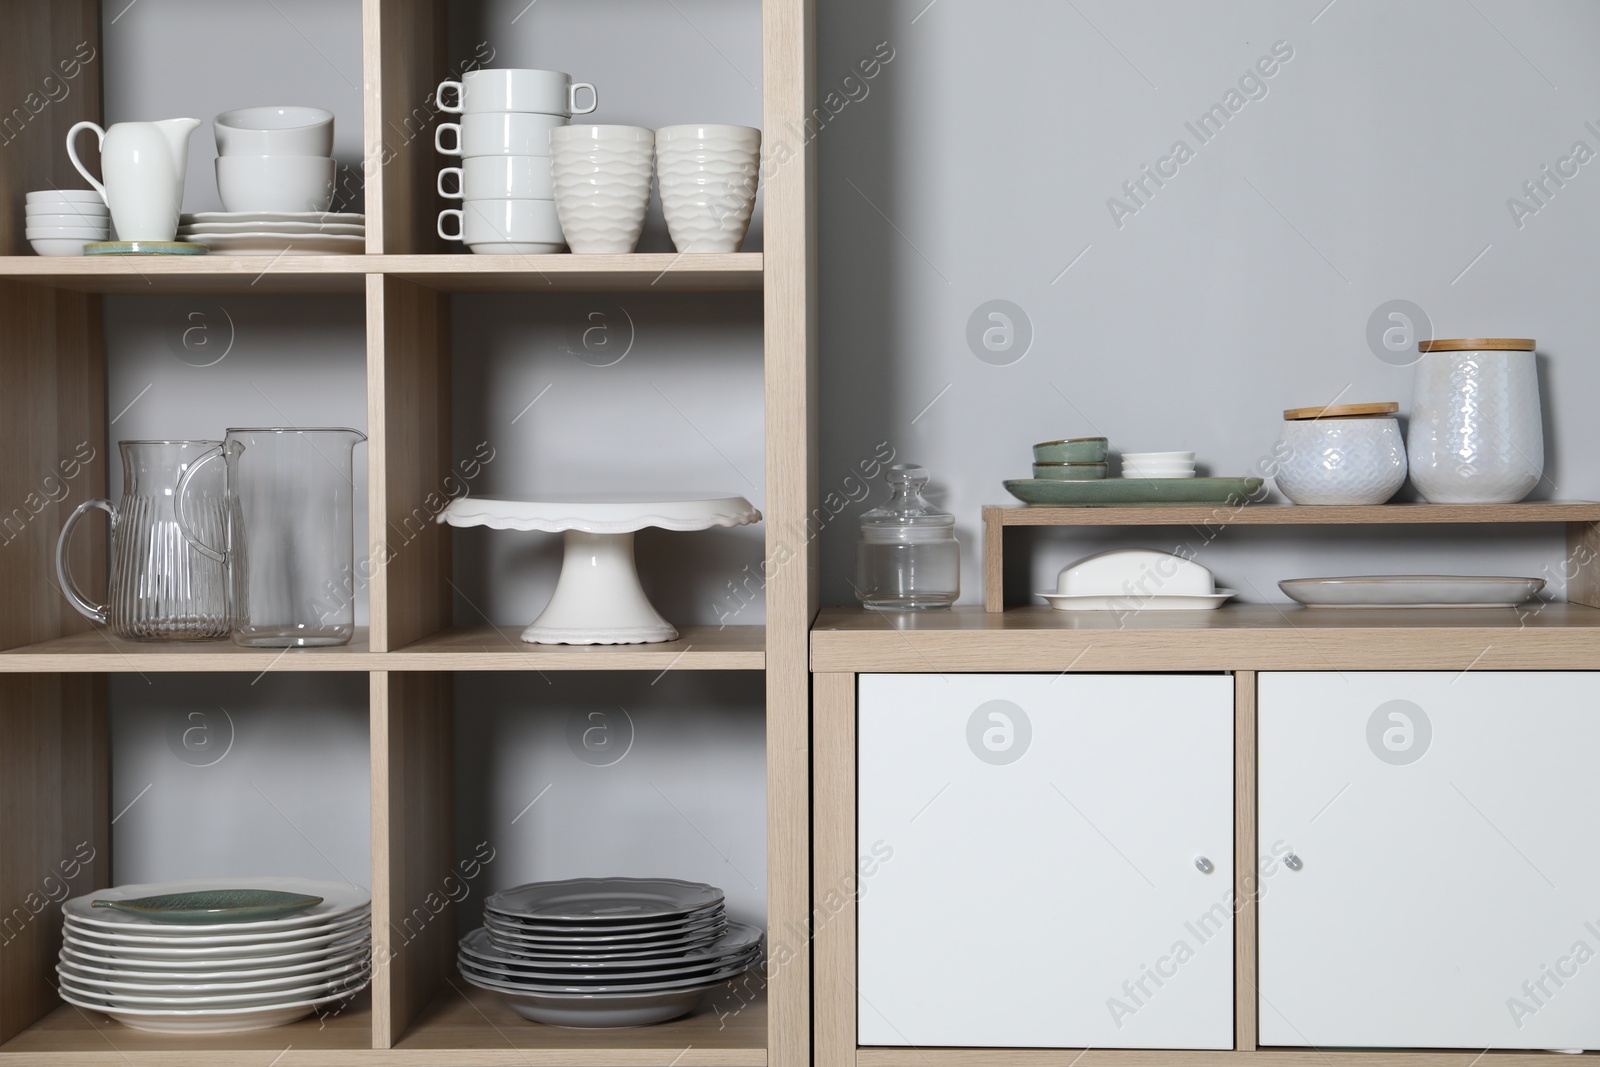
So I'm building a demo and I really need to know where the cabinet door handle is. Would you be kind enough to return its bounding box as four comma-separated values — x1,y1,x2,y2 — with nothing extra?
1284,852,1303,871
1194,856,1214,874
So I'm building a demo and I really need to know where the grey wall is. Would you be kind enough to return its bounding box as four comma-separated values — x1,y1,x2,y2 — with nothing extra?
816,0,1600,606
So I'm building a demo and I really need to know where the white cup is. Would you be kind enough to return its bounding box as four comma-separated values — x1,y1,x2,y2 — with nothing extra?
438,198,564,248
216,155,335,212
656,124,761,253
436,69,597,117
214,106,334,157
551,125,654,254
438,155,554,201
435,112,567,158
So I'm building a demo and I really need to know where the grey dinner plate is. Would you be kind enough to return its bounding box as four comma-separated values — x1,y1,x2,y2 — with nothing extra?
484,878,723,923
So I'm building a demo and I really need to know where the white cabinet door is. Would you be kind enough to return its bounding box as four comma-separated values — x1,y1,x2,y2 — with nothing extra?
857,673,1234,1049
1259,671,1600,1050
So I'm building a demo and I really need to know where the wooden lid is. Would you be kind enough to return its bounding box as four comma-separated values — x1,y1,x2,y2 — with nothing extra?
1418,338,1535,352
1283,401,1399,421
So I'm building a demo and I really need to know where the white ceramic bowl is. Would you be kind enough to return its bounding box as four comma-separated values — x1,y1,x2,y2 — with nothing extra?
1122,451,1195,463
1123,470,1196,480
214,106,334,157
435,112,568,158
26,201,108,216
30,237,92,256
26,189,103,205
25,212,111,228
26,226,109,239
438,155,555,201
438,198,564,247
215,155,335,213
655,124,760,253
1274,417,1406,505
551,125,654,254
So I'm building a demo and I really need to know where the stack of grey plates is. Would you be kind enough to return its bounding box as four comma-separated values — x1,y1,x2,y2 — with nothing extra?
458,877,761,1027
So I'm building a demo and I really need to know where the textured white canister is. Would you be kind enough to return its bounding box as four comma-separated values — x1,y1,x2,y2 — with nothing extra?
1407,339,1542,504
1274,415,1407,505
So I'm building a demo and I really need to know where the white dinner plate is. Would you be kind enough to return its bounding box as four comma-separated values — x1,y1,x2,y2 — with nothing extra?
182,211,365,226
485,878,724,923
61,937,366,974
458,954,752,996
459,976,727,1027
60,952,369,994
64,924,368,961
460,922,762,972
482,911,725,945
59,965,369,1007
460,944,759,987
1036,590,1236,611
1279,575,1546,608
57,986,360,1034
177,232,364,255
66,879,371,935
65,909,367,946
179,221,365,236
484,903,724,936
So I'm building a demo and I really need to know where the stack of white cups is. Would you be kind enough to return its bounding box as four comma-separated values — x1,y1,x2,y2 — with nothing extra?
435,69,596,254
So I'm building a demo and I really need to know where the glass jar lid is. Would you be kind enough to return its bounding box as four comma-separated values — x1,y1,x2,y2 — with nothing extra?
860,464,955,537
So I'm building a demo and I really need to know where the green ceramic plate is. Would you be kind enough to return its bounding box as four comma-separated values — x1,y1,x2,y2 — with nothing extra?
1004,476,1264,506
90,889,324,924
85,240,207,256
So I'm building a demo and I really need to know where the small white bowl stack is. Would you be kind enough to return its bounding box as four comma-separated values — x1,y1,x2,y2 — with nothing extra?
1120,451,1196,479
56,878,372,1035
435,69,596,254
26,189,109,256
458,877,762,1027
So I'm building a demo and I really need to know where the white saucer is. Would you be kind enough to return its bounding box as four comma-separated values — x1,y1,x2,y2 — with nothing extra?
179,221,365,236
178,231,364,255
182,211,364,225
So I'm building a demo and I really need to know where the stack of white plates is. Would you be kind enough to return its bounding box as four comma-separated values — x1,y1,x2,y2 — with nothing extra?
459,877,761,1027
176,212,365,255
1121,451,1196,479
56,878,372,1034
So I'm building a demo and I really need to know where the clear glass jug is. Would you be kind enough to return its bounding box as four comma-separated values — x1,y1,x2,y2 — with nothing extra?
56,440,230,639
177,427,366,647
856,463,960,610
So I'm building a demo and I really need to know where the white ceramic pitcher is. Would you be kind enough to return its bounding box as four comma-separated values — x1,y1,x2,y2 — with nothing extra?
66,117,200,242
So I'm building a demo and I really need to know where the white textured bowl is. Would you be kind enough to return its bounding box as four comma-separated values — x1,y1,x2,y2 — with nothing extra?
551,125,654,254
214,106,334,157
30,237,91,256
1274,417,1407,505
26,189,103,205
656,125,760,253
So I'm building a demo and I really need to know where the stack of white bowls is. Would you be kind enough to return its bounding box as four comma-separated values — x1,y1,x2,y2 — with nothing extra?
656,125,761,253
26,189,109,256
213,106,336,213
1121,451,1196,479
435,69,596,254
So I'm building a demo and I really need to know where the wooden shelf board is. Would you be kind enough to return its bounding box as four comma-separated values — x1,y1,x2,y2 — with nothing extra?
985,501,1600,527
389,625,767,670
389,977,767,1065
0,995,370,1065
0,629,375,672
857,1050,1600,1067
0,254,763,295
811,604,1600,672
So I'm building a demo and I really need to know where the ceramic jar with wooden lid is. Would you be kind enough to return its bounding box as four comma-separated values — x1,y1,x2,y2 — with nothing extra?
1273,401,1407,505
1407,338,1542,504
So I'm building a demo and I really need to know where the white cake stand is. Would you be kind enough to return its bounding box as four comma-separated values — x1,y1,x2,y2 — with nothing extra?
436,494,762,645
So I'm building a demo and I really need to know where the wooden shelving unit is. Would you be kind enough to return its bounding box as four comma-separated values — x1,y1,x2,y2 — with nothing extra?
0,3,815,1066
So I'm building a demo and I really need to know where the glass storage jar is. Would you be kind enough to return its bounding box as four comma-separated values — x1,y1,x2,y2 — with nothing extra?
855,464,959,610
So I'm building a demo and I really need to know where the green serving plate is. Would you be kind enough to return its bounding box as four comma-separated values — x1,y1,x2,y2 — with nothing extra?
1004,476,1264,506
91,889,324,924
85,240,208,256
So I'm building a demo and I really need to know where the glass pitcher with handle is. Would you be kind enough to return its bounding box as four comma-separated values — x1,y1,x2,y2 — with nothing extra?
176,427,366,647
56,440,231,639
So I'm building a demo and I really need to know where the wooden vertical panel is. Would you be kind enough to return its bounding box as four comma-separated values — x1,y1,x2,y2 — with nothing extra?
983,506,1004,612
0,282,106,653
1234,671,1257,1051
363,0,447,255
0,0,102,256
370,670,454,1048
813,673,857,1067
0,674,108,1044
367,275,451,653
763,1,817,1067
1566,521,1600,607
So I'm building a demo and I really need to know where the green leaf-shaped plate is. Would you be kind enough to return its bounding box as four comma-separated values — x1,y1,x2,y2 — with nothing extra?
1003,477,1264,506
90,889,323,925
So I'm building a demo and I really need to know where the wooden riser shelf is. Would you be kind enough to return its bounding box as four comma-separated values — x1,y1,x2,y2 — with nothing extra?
0,254,763,294
812,605,1600,672
0,626,765,672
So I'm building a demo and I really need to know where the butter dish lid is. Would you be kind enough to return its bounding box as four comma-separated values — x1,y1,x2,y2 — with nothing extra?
1052,549,1216,597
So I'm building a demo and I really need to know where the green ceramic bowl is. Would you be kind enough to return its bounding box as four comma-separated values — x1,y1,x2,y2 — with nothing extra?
1033,462,1108,480
1033,437,1109,463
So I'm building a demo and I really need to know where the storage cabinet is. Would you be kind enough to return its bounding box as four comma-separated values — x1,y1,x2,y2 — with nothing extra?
856,673,1235,1050
1259,671,1600,1050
